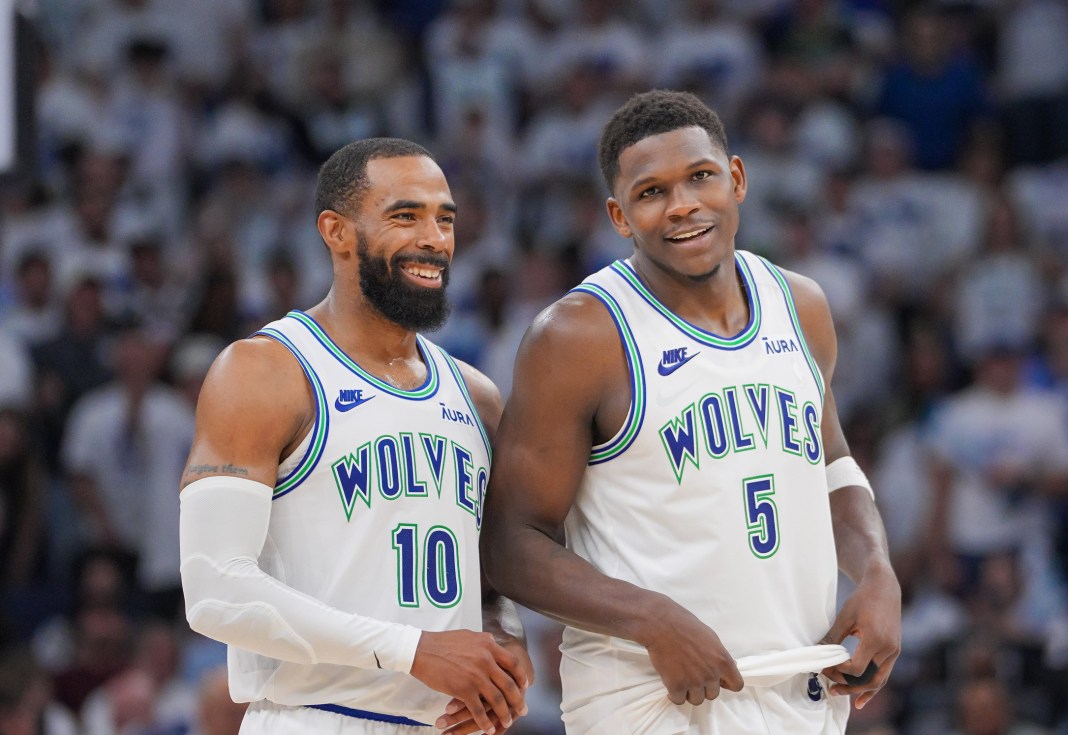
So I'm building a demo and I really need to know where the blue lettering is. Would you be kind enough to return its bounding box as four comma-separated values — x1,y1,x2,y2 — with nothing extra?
376,437,402,499
421,434,447,497
724,387,754,451
776,389,801,454
453,444,476,514
332,444,373,520
475,467,488,530
803,402,822,463
660,406,700,483
401,434,428,496
744,384,770,446
699,394,730,458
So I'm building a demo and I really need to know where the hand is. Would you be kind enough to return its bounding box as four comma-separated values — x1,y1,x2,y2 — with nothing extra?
410,630,526,735
819,563,901,709
434,632,533,734
640,597,743,706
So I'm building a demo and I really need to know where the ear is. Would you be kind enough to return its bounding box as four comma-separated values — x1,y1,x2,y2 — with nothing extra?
317,210,354,255
606,198,632,239
729,155,748,204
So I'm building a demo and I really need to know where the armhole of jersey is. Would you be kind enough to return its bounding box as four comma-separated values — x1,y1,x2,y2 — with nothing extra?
756,257,826,405
570,284,646,465
432,341,493,462
256,328,330,499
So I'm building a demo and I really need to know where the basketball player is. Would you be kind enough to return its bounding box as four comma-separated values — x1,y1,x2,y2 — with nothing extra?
478,91,901,734
178,138,532,735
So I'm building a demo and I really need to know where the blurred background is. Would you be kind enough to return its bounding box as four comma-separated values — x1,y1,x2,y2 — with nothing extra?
0,0,1067,733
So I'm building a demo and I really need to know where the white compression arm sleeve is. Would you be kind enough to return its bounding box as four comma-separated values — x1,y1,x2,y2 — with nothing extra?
179,476,422,672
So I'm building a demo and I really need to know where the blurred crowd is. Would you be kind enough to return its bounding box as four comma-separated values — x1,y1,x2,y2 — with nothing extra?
1,0,1067,733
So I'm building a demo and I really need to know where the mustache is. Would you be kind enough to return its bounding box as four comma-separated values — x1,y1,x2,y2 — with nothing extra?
392,253,450,270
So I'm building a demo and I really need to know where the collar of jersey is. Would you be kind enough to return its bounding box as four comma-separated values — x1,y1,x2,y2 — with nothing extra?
609,253,762,350
286,310,440,400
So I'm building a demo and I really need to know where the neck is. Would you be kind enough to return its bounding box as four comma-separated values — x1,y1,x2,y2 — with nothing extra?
309,287,421,365
630,251,749,335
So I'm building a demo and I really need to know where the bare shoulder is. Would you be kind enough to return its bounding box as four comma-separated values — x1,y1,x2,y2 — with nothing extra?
520,290,620,360
777,266,837,379
453,359,503,437
183,335,313,488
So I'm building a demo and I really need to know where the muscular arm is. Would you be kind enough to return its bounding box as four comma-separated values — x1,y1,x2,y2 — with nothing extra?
481,295,742,706
784,270,901,708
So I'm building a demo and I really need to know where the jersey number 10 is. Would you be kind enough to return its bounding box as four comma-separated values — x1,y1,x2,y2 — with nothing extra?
392,524,463,607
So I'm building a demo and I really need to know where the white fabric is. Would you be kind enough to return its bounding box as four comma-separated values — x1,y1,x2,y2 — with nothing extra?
218,313,489,725
824,457,874,500
735,644,850,688
179,476,423,673
239,700,430,735
560,637,849,735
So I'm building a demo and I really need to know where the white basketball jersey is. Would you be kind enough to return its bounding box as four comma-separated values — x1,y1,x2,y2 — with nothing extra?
228,311,490,725
564,251,838,666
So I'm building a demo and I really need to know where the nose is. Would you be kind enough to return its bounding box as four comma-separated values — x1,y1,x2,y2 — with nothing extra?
665,185,700,220
416,219,452,253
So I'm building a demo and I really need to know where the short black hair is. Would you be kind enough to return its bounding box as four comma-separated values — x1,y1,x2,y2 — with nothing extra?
314,138,434,218
598,90,729,195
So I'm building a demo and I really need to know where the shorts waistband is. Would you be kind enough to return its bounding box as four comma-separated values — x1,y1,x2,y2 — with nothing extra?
306,703,431,727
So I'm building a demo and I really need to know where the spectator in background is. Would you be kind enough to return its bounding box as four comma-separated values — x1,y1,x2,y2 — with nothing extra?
926,341,1068,602
0,251,62,350
949,676,1050,735
878,7,990,170
61,325,194,618
0,645,79,735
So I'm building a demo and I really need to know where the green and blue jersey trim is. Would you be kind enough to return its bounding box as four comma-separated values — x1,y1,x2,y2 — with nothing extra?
436,347,493,462
286,311,440,400
257,327,330,498
571,283,646,465
609,254,762,350
758,257,825,402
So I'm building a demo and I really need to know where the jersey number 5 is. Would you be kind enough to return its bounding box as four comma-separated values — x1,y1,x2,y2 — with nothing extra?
743,475,780,558
392,524,462,608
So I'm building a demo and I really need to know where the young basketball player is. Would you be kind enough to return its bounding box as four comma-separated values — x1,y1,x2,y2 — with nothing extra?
479,91,900,735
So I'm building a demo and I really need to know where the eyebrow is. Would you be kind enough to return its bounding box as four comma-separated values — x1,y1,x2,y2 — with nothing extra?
384,199,458,214
629,158,720,192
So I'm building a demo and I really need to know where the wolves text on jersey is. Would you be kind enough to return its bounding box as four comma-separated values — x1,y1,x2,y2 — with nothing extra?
331,433,488,526
659,383,822,483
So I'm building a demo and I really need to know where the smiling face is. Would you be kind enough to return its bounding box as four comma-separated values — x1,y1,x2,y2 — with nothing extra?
606,126,747,283
350,155,456,330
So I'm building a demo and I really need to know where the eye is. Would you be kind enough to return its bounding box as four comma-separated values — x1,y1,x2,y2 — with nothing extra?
393,212,416,221
638,186,660,199
438,214,455,225
692,170,713,181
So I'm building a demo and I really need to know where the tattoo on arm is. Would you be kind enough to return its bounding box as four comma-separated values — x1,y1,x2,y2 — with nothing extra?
185,463,251,477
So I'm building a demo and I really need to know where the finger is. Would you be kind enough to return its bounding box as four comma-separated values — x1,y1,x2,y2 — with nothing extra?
493,644,532,690
686,686,705,706
442,713,503,735
480,672,520,730
444,698,464,716
461,691,495,735
436,706,471,730
703,682,722,702
667,687,687,706
444,713,506,735
842,661,879,687
720,662,744,692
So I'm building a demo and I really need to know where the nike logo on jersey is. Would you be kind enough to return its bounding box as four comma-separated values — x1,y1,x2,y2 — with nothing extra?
658,347,699,376
335,389,375,412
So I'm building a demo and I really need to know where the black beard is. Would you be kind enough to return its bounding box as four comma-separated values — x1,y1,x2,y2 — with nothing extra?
357,236,451,332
